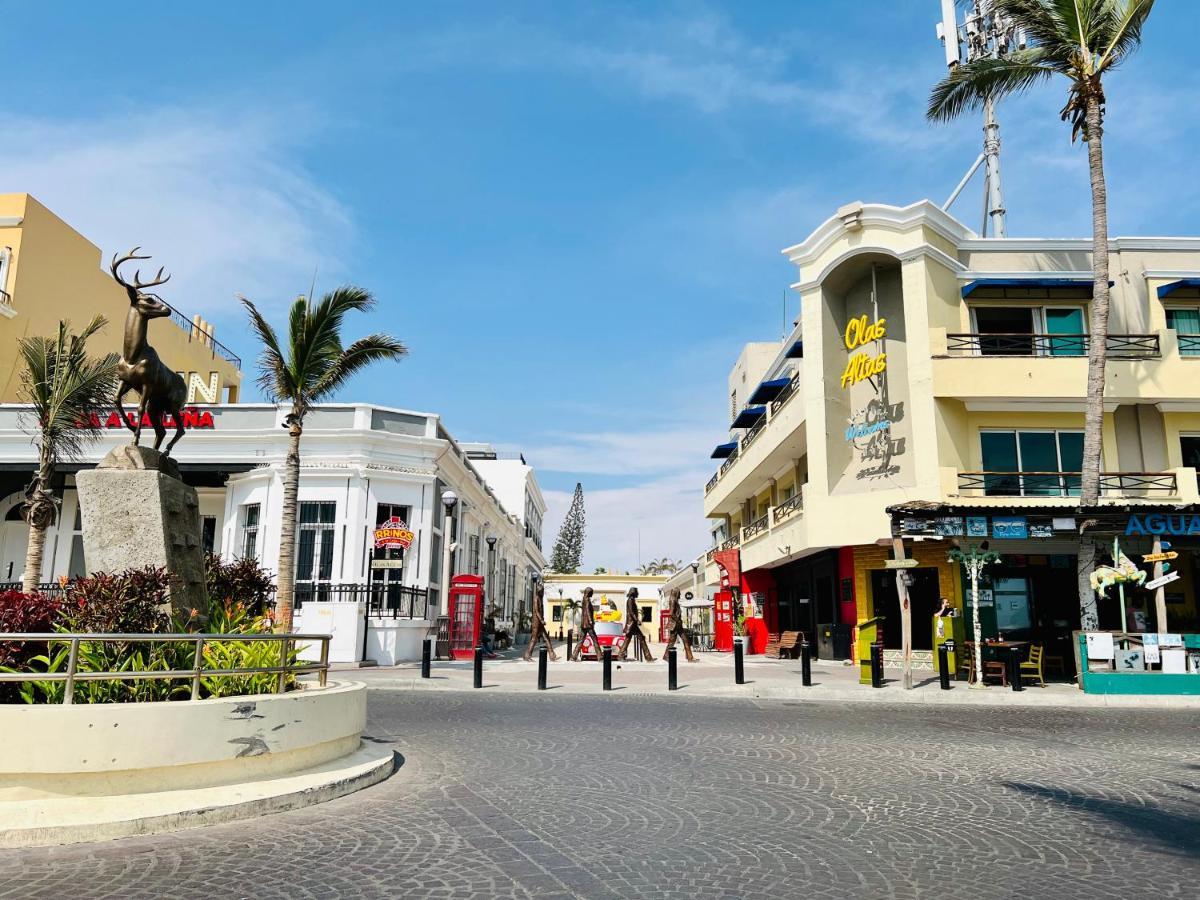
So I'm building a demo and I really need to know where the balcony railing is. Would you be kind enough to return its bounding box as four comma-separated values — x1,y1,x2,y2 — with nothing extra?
720,534,741,550
742,514,769,542
957,471,1178,498
161,299,242,369
945,333,1160,359
1179,335,1200,356
742,416,767,450
289,582,430,619
769,373,800,415
773,494,803,523
705,472,720,494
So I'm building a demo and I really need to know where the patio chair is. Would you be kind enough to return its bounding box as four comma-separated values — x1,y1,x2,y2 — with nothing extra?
1019,644,1047,687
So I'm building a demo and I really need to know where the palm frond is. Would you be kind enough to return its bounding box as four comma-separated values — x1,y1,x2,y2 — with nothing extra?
927,51,1056,122
310,334,408,401
240,296,293,403
1097,0,1155,69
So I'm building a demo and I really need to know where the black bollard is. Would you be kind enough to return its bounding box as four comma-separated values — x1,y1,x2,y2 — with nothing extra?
937,641,952,690
667,647,678,691
602,646,612,691
801,641,812,687
473,646,483,689
1009,645,1024,692
566,629,573,661
537,646,547,690
421,637,432,679
870,642,884,688
734,637,745,685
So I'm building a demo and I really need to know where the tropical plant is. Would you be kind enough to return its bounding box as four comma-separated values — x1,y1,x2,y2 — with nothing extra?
0,589,64,702
205,552,275,617
197,598,299,698
17,317,119,593
63,567,173,634
549,483,585,573
638,557,683,576
561,597,580,629
928,0,1156,629
241,288,407,631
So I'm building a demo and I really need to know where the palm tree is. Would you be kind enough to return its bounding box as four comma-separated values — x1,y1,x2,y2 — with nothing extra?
18,317,118,593
241,288,407,631
928,0,1156,628
561,597,580,631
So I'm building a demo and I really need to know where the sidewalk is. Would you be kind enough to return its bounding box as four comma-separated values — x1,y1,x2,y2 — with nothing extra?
335,642,1200,708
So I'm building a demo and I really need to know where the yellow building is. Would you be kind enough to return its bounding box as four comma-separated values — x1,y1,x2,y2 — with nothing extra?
703,200,1200,668
541,573,668,644
0,193,241,403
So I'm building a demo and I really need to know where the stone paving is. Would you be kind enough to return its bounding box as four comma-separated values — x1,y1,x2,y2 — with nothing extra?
1,690,1197,899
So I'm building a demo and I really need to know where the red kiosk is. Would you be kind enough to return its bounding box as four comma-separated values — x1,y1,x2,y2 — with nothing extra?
448,574,485,660
712,549,741,652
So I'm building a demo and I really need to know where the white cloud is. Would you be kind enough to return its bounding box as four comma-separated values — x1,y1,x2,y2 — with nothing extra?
0,107,352,325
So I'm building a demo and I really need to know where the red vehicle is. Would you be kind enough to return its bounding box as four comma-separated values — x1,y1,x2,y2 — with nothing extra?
577,621,624,659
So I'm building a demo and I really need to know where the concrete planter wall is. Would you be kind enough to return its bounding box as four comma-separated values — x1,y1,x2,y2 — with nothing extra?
0,680,366,801
366,618,432,665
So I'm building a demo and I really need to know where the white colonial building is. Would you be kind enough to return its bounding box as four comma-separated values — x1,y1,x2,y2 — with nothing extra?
0,403,546,662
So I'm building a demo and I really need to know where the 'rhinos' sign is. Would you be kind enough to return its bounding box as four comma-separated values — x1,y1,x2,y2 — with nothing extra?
1126,513,1200,536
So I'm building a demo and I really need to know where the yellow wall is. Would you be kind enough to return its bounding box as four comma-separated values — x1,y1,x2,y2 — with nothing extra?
0,194,241,402
853,541,963,622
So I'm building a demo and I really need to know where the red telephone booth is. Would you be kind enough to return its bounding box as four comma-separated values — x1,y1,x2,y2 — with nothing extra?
714,590,734,652
448,574,485,660
659,609,671,643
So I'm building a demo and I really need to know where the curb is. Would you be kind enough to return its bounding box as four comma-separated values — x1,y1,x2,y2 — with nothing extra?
0,744,396,849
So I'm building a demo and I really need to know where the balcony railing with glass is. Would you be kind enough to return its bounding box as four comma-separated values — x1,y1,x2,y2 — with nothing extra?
945,333,1160,359
957,471,1178,498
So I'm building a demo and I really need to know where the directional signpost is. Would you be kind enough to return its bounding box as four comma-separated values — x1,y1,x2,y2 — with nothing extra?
1144,571,1181,591
884,558,920,570
1142,552,1178,563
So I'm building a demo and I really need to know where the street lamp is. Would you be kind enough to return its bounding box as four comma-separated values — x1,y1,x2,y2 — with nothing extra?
438,490,458,616
690,560,700,606
486,533,497,617
948,540,999,689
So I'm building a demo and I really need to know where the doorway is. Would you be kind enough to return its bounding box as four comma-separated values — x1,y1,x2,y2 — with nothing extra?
871,568,941,650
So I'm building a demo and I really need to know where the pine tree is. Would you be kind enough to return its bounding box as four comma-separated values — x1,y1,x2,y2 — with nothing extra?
549,482,585,573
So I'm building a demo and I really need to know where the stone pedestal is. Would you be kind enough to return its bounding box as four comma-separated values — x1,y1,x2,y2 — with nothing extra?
76,445,208,620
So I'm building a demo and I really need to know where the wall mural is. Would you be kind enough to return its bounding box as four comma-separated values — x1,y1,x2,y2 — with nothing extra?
841,313,905,480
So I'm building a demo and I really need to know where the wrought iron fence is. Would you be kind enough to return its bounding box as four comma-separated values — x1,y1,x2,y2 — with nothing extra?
742,416,767,450
0,582,67,597
1178,334,1200,356
0,632,330,703
770,373,800,414
957,470,1178,498
161,299,242,368
720,534,741,550
945,333,1160,359
290,582,430,619
773,494,803,523
742,514,769,542
705,472,719,494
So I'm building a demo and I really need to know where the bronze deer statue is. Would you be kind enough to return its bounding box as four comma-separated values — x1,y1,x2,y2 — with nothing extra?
110,249,189,455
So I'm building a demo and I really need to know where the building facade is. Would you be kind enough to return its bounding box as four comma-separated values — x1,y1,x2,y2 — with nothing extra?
0,403,545,657
541,573,668,644
0,193,241,404
703,200,1200,667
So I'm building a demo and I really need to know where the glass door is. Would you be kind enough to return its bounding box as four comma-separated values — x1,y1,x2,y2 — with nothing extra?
1044,307,1086,356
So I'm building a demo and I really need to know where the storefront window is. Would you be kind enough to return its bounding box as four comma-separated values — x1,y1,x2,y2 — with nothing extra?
296,501,336,592
371,503,410,590
993,576,1032,633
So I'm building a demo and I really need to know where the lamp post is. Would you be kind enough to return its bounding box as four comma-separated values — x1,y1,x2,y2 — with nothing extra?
530,570,540,636
690,560,700,603
948,541,999,689
486,533,497,619
439,490,458,616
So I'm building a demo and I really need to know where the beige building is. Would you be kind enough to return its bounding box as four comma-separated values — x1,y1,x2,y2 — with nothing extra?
704,200,1200,666
541,573,668,643
0,193,241,403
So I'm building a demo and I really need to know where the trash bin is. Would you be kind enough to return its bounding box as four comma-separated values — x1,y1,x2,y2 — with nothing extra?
817,623,853,660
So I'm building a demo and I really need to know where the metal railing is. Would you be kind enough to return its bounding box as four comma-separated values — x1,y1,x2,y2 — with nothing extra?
770,373,800,414
720,534,741,550
161,299,242,369
0,582,67,596
0,632,330,703
290,582,430,619
945,333,1160,359
773,494,803,523
742,416,767,450
956,470,1178,498
705,472,720,494
742,514,769,542
1179,335,1200,356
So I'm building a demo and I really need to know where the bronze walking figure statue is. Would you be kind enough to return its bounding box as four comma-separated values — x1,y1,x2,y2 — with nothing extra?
662,588,696,662
523,582,558,662
110,249,189,455
615,586,655,662
569,587,603,661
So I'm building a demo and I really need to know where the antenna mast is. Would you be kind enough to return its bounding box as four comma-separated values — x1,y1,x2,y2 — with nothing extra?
935,0,1025,238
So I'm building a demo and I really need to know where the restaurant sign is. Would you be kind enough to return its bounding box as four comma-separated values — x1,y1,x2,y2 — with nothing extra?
373,516,415,550
1125,513,1200,536
78,407,216,430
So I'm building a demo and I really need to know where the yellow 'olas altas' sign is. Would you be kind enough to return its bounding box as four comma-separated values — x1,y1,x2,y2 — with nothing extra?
841,314,887,388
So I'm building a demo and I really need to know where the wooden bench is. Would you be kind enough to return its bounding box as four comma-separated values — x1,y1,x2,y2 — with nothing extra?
764,630,804,659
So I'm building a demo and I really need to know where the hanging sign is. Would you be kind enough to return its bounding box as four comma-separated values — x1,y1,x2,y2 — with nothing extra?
966,517,988,537
884,558,919,569
992,517,1028,539
1144,571,1181,591
1142,551,1178,563
371,559,404,570
373,516,415,550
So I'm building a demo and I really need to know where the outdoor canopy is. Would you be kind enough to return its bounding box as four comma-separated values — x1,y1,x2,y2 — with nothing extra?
749,377,792,404
960,277,1097,298
1157,278,1200,298
731,406,766,428
710,441,738,459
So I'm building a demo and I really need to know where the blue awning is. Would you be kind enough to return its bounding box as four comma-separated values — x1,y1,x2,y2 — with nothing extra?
710,441,738,459
1157,278,1200,299
961,277,1100,298
749,377,791,404
731,406,766,429
785,340,804,358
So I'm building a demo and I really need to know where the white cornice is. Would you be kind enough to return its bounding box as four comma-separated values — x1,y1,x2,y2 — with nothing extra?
956,270,1095,282
1144,270,1200,280
781,200,975,266
960,237,1200,252
793,242,965,294
0,217,22,227
963,400,1120,413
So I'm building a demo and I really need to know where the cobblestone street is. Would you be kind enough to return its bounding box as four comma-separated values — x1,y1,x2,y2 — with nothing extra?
2,690,1197,900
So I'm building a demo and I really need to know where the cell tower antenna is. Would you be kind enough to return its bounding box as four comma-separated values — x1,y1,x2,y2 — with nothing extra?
935,0,1025,238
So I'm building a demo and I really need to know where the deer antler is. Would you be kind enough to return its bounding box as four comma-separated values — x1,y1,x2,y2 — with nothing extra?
109,247,171,292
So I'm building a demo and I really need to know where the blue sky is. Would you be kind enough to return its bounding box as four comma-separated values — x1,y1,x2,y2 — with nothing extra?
2,2,1196,569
